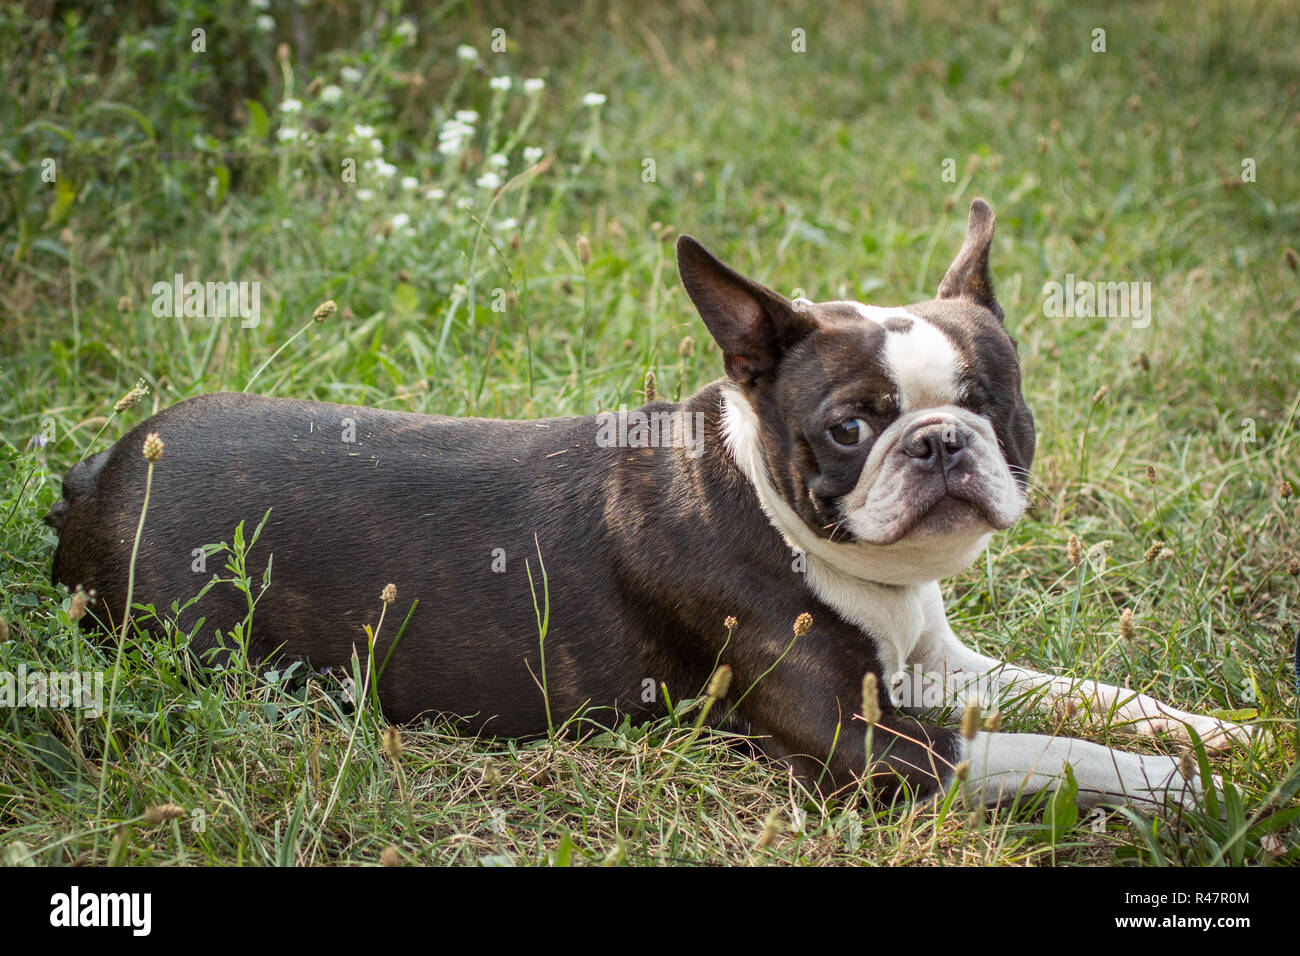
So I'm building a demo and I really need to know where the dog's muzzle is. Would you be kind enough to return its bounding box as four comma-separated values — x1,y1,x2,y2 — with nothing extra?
842,407,1022,547
900,419,970,474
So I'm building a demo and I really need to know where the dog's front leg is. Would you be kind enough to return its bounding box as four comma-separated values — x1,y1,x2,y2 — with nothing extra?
900,582,1254,751
723,617,1208,812
963,731,1203,811
741,658,1202,812
724,626,967,800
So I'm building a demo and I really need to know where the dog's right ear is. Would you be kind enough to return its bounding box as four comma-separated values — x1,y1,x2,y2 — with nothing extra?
677,236,814,386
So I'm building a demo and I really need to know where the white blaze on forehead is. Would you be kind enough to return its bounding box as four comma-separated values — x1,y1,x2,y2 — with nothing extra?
845,302,963,411
844,302,913,325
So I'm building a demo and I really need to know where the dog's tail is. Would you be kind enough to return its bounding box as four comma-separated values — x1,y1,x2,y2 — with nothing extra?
44,449,110,532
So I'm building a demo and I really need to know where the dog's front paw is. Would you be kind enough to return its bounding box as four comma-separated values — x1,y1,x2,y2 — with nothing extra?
888,670,909,707
1181,714,1255,752
1127,710,1255,752
1102,691,1256,752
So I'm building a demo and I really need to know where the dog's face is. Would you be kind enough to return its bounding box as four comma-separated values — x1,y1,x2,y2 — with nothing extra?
678,200,1034,585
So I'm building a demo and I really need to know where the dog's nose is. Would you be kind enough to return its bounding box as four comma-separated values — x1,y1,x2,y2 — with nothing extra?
901,420,968,471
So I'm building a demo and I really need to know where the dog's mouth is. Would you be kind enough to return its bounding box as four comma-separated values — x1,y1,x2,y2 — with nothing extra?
906,494,988,537
850,482,1011,547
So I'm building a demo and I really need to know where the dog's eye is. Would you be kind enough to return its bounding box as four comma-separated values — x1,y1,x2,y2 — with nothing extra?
827,418,871,447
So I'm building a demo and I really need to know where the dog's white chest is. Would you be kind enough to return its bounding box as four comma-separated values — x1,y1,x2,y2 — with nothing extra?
802,558,926,679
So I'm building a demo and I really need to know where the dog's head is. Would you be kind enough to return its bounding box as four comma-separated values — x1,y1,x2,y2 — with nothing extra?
678,199,1034,585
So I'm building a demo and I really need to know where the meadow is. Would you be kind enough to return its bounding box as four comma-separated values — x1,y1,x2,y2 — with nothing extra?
1,0,1298,865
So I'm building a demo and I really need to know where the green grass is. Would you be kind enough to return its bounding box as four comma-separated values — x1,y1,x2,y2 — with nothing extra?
1,0,1298,866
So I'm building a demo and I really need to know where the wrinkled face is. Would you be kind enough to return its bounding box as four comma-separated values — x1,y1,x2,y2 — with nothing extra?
679,199,1035,585
724,297,1034,582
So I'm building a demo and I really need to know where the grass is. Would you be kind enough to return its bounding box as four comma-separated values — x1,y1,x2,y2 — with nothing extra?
1,0,1299,866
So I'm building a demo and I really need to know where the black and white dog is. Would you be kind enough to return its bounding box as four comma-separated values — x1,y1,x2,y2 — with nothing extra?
48,199,1250,809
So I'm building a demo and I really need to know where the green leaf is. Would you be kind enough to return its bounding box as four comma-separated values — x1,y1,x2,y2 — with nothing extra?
1208,708,1258,721
553,832,574,867
212,164,230,205
392,282,419,317
246,100,270,140
86,102,155,140
19,119,75,142
838,809,863,852
1223,782,1246,865
1041,763,1079,842
43,177,76,227
1271,760,1300,807
26,731,77,781
1190,728,1218,821
27,238,70,262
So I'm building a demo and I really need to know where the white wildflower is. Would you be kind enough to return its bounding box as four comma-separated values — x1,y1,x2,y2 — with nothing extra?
440,120,474,139
437,118,474,157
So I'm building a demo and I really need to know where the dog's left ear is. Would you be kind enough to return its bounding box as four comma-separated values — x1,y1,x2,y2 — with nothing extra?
937,198,1003,321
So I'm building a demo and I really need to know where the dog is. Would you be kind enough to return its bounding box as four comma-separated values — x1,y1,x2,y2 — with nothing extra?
47,199,1250,810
